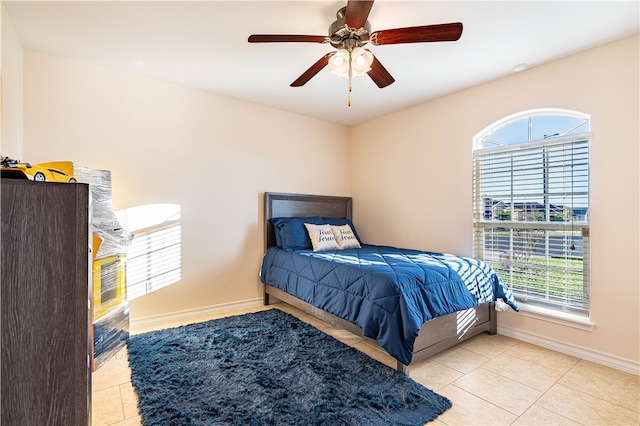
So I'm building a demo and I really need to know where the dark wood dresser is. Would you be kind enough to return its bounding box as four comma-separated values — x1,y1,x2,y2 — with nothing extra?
1,178,92,425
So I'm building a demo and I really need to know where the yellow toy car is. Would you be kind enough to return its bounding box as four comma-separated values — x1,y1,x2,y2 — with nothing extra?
0,159,77,183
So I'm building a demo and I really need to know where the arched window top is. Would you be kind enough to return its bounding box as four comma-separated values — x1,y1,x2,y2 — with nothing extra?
474,108,590,150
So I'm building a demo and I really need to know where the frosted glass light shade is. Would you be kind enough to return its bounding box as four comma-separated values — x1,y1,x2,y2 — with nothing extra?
351,47,373,76
328,50,350,77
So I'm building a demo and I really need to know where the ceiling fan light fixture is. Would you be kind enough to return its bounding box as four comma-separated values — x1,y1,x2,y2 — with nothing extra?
329,47,373,79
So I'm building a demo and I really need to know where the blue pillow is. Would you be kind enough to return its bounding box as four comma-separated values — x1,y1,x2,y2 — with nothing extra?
273,223,283,247
271,216,362,251
271,216,323,251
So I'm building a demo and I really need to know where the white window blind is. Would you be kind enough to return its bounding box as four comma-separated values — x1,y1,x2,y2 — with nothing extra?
473,134,590,313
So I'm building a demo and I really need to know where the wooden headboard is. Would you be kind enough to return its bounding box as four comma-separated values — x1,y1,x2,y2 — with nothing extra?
264,192,352,250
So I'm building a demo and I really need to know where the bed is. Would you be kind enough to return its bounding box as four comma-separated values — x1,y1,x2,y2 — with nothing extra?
260,192,517,373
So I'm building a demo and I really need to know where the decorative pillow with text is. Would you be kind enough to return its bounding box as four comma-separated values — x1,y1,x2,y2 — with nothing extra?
304,223,340,251
331,224,362,249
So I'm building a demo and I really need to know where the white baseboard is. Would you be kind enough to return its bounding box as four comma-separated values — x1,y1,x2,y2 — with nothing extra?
131,297,265,331
498,325,640,376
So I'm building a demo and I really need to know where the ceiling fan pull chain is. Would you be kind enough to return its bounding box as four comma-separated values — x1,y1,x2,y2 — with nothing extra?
348,50,353,106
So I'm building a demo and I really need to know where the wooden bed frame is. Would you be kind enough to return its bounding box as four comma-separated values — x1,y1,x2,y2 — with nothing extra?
262,192,496,374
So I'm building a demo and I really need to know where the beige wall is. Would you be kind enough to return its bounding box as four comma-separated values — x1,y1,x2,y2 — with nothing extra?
350,35,640,364
22,50,351,319
1,2,23,158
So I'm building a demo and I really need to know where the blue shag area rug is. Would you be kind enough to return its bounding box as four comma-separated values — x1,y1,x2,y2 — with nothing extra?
127,308,451,426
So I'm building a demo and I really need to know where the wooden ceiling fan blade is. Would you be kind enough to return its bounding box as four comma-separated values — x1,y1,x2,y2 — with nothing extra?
366,52,395,88
248,34,328,43
371,22,463,45
290,53,333,87
344,0,374,29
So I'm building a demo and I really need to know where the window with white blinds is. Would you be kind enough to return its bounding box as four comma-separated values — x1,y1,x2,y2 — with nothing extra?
473,114,590,314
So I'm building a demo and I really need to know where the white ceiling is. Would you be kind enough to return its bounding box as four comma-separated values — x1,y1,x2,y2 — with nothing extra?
4,1,639,126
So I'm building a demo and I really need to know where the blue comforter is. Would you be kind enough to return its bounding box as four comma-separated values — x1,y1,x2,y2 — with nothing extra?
260,244,518,365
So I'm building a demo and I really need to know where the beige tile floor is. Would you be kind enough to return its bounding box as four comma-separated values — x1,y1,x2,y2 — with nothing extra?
92,303,640,426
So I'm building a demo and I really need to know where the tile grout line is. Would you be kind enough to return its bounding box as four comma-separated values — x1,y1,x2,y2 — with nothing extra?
550,360,640,417
516,359,583,426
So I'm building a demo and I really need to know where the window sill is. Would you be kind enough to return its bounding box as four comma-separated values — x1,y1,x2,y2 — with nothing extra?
516,303,595,331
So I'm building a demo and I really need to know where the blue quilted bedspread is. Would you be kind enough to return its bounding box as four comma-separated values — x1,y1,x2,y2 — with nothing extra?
260,244,518,365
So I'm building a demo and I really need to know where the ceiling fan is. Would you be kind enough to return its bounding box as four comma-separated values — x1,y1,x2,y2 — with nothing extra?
248,0,463,104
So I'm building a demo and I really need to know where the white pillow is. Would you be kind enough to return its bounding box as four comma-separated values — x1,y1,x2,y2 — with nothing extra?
331,224,362,249
304,223,340,251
